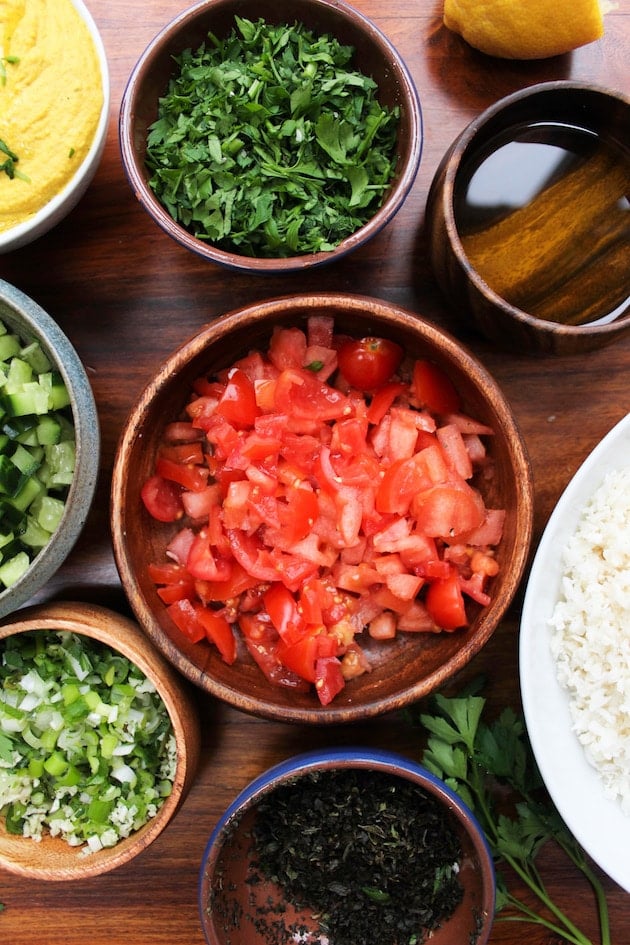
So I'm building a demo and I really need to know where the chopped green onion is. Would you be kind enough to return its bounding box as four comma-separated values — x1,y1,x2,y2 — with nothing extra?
0,631,176,853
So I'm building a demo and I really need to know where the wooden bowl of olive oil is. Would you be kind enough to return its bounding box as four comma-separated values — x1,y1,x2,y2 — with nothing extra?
425,81,630,356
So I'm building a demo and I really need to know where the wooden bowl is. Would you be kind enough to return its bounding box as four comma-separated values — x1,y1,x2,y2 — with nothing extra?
0,280,100,618
198,748,496,945
0,601,201,880
110,293,533,725
425,81,630,355
119,0,422,273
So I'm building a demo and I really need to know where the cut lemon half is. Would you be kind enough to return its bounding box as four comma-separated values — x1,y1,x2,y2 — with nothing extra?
444,0,605,60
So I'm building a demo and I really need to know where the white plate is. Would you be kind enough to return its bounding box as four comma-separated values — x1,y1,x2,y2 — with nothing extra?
520,413,630,893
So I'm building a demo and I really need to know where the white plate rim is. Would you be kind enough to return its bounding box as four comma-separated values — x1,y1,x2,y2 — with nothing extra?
519,412,630,893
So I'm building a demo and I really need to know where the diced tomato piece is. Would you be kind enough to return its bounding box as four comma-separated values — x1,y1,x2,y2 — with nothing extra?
215,369,259,428
162,421,203,443
425,570,467,630
366,381,406,425
315,656,345,705
194,606,237,664
277,633,319,683
148,562,190,585
413,360,462,414
186,530,232,581
155,456,208,493
411,482,486,539
167,598,206,643
141,474,184,523
368,611,397,640
278,484,319,543
182,483,221,520
239,613,310,691
263,583,306,644
159,441,205,465
268,326,308,371
157,581,195,604
307,314,335,348
437,424,473,480
275,368,350,421
195,561,260,604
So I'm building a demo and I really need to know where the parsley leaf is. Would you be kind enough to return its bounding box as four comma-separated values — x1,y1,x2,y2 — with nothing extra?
146,17,400,258
412,691,612,945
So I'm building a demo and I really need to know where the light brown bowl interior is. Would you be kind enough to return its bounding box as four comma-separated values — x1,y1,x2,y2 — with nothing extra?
0,601,201,880
425,81,630,355
199,754,495,945
111,293,533,724
119,0,422,272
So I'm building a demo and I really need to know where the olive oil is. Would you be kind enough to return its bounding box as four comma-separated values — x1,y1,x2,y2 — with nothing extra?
454,122,630,326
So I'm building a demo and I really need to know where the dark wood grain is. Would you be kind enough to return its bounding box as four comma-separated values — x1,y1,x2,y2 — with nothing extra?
1,1,628,942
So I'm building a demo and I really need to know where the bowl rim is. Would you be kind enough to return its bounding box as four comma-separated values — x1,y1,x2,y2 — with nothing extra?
0,600,200,880
0,0,111,252
198,747,496,945
118,0,423,273
435,79,630,339
111,291,534,725
0,280,100,618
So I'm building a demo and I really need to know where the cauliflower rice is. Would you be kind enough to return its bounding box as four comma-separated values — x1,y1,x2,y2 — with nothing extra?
549,466,630,814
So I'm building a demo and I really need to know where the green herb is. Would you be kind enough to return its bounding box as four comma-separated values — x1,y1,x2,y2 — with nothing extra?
0,631,176,852
415,691,611,945
146,16,400,258
305,359,324,372
0,54,19,86
0,138,20,180
236,768,464,945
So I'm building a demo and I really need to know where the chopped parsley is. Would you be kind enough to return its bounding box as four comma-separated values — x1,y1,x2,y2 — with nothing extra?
0,138,20,180
146,16,400,258
0,631,176,854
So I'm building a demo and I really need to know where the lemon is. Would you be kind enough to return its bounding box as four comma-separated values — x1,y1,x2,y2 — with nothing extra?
443,0,605,60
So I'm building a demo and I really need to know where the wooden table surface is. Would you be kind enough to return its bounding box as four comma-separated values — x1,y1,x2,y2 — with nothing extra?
1,1,629,942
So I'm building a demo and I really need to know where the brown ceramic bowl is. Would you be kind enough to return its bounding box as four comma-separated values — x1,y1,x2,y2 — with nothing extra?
119,0,422,273
0,601,200,880
198,748,496,945
425,81,630,356
110,293,533,725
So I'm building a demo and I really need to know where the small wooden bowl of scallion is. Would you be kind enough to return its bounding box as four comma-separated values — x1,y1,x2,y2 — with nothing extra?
119,0,422,273
0,601,200,880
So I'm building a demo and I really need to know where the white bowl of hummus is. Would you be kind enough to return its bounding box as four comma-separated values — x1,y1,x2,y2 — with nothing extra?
0,0,110,253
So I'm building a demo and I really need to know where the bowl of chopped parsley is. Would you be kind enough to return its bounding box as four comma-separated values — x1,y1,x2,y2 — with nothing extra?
0,600,201,880
199,747,496,945
0,279,100,618
119,0,422,272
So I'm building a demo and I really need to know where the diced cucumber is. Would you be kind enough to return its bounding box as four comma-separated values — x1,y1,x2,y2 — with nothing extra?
0,550,30,587
33,494,65,533
0,317,76,585
0,334,21,362
20,340,52,375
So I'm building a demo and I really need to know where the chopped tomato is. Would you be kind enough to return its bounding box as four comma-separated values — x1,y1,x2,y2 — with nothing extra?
412,360,462,414
141,474,184,523
425,570,467,630
141,316,504,705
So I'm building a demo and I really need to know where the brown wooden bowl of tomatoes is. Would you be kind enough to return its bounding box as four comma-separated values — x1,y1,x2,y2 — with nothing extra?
111,293,533,724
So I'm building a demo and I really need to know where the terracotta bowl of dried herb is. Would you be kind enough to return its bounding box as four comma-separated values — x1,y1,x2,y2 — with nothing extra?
198,747,496,945
118,0,422,273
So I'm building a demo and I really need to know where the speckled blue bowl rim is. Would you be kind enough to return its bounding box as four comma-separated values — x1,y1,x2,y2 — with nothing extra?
198,746,496,940
0,279,100,618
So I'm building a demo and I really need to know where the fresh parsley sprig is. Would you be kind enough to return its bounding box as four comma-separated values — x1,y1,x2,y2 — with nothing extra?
415,692,611,945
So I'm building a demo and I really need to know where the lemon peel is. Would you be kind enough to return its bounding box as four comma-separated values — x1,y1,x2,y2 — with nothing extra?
443,0,605,60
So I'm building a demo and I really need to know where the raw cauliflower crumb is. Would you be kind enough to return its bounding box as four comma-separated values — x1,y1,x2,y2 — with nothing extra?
549,466,630,814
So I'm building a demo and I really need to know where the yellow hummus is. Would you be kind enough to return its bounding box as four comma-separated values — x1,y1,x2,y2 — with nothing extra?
0,0,104,233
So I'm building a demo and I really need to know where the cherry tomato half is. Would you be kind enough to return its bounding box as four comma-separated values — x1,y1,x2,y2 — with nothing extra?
337,337,403,391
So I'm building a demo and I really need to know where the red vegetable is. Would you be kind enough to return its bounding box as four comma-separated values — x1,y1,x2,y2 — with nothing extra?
141,318,504,704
